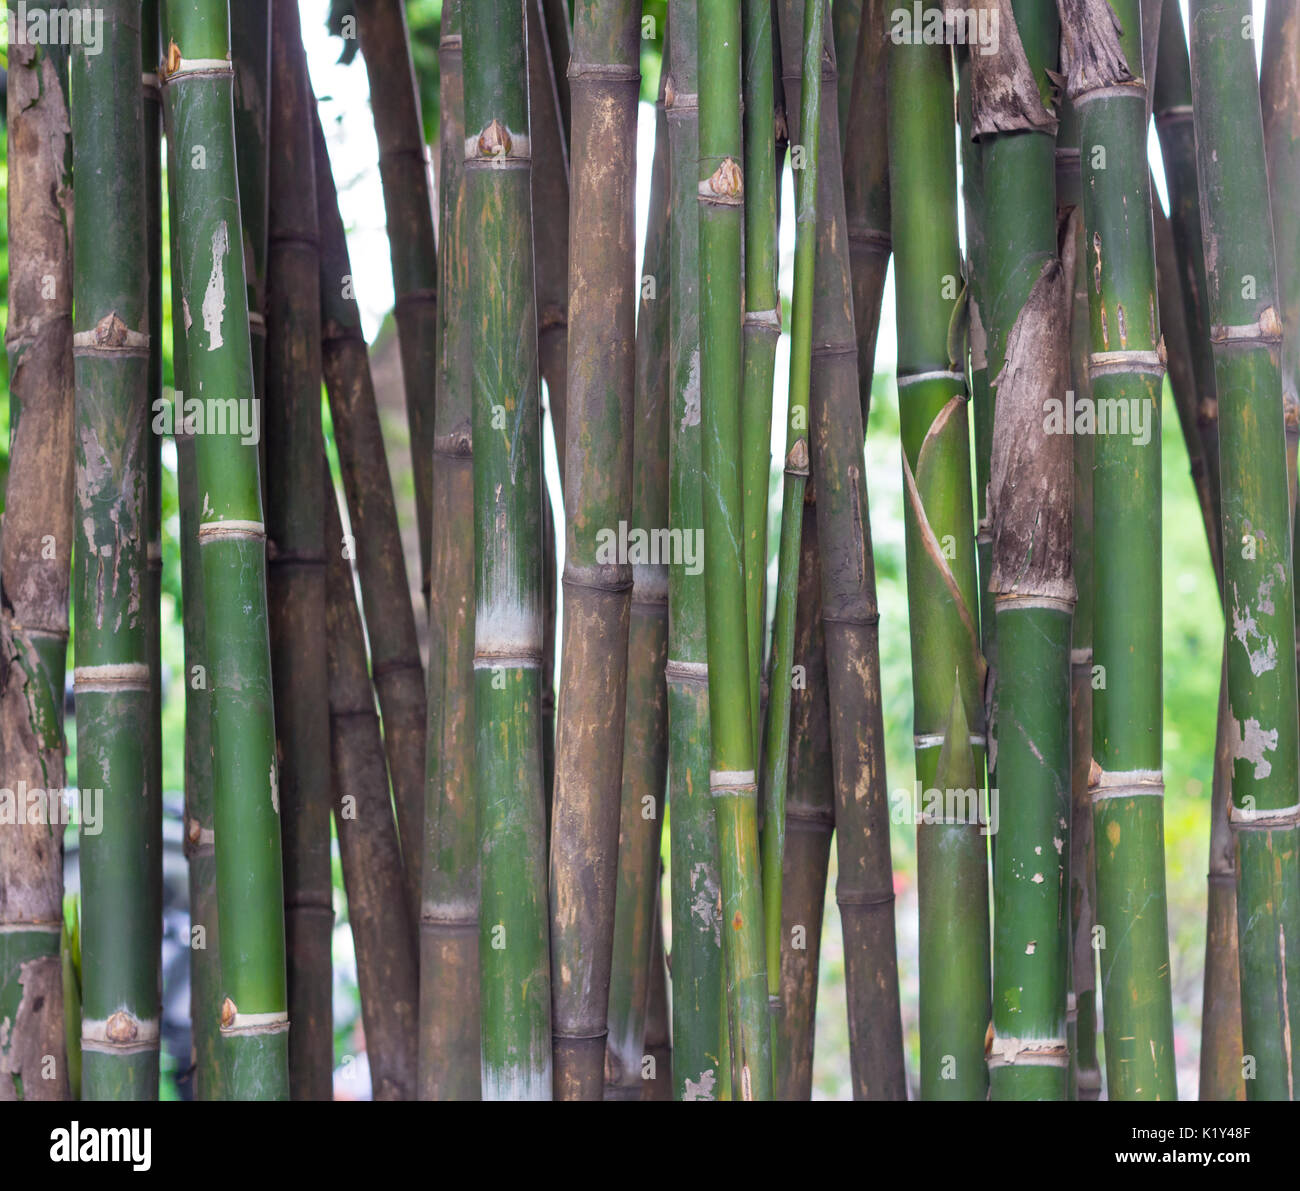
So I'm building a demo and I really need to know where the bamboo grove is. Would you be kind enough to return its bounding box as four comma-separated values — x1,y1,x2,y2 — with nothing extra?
2,0,1300,1104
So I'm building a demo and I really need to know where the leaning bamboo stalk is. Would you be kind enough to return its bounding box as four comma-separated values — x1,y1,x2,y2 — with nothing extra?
265,0,332,1101
463,0,552,1100
72,0,160,1100
893,20,990,1101
312,114,426,929
605,72,672,1101
775,510,835,1100
541,0,574,142
354,0,439,604
1067,0,1176,1101
842,0,890,427
665,0,726,1100
322,475,418,1102
760,0,823,1084
162,0,290,1099
699,0,772,1102
778,0,905,1101
548,0,640,1101
0,0,75,1102
418,0,481,1100
1189,0,1300,1102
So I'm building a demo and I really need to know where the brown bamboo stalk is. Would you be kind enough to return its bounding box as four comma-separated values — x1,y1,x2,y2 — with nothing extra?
640,897,673,1102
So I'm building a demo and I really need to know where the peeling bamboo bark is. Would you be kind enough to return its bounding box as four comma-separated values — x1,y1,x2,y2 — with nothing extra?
0,0,74,1103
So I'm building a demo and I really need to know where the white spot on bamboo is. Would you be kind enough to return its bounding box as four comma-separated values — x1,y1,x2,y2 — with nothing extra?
202,221,229,351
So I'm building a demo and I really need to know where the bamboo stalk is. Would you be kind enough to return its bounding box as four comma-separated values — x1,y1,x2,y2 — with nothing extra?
463,0,552,1100
1189,0,1300,1102
72,0,160,1101
265,0,332,1101
605,69,672,1101
313,116,426,932
775,509,835,1100
759,0,823,1086
354,0,439,605
842,0,890,428
322,474,418,1101
547,0,640,1101
778,0,905,1100
541,0,574,143
162,0,289,1099
418,0,481,1101
830,0,860,152
665,0,726,1101
0,0,75,1102
699,0,772,1102
641,897,674,1100
893,17,991,1101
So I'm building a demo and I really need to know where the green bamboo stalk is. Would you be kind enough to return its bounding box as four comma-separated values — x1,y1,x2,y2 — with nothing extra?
741,0,780,762
541,0,574,143
1190,0,1300,1101
605,69,672,1101
842,0,890,428
72,0,160,1101
313,119,426,932
665,0,726,1101
162,0,289,1099
354,0,439,605
830,0,859,152
1066,0,1176,1100
322,475,418,1101
230,1,270,460
759,0,822,1087
699,0,772,1102
547,0,640,1101
0,0,74,1102
463,0,552,1100
892,20,991,1102
1056,96,1101,1102
775,509,835,1100
418,0,481,1100
265,0,332,1101
778,0,905,1101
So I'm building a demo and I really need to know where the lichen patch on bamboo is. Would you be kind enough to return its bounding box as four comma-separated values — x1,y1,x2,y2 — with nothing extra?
1226,709,1279,781
201,221,229,351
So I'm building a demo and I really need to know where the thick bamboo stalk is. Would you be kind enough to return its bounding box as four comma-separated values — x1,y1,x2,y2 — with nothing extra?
0,0,74,1102
322,477,418,1101
354,0,438,604
893,20,991,1102
760,0,823,1087
1189,0,1300,1102
665,0,726,1100
605,72,672,1101
463,0,552,1100
778,0,905,1100
265,0,332,1101
547,0,640,1101
72,0,160,1100
162,0,290,1099
842,0,890,427
830,0,860,152
775,508,835,1100
699,0,772,1102
1066,0,1176,1101
418,0,481,1101
313,116,426,930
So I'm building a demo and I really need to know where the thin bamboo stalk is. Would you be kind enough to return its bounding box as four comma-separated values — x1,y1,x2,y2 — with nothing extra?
548,0,640,1101
418,0,481,1101
830,0,860,152
72,0,160,1100
322,474,418,1101
778,0,905,1100
0,0,75,1102
313,115,426,931
354,0,439,605
463,0,552,1100
541,0,574,143
759,0,823,1088
893,18,990,1102
605,70,672,1101
665,0,726,1101
162,0,290,1098
641,897,674,1100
